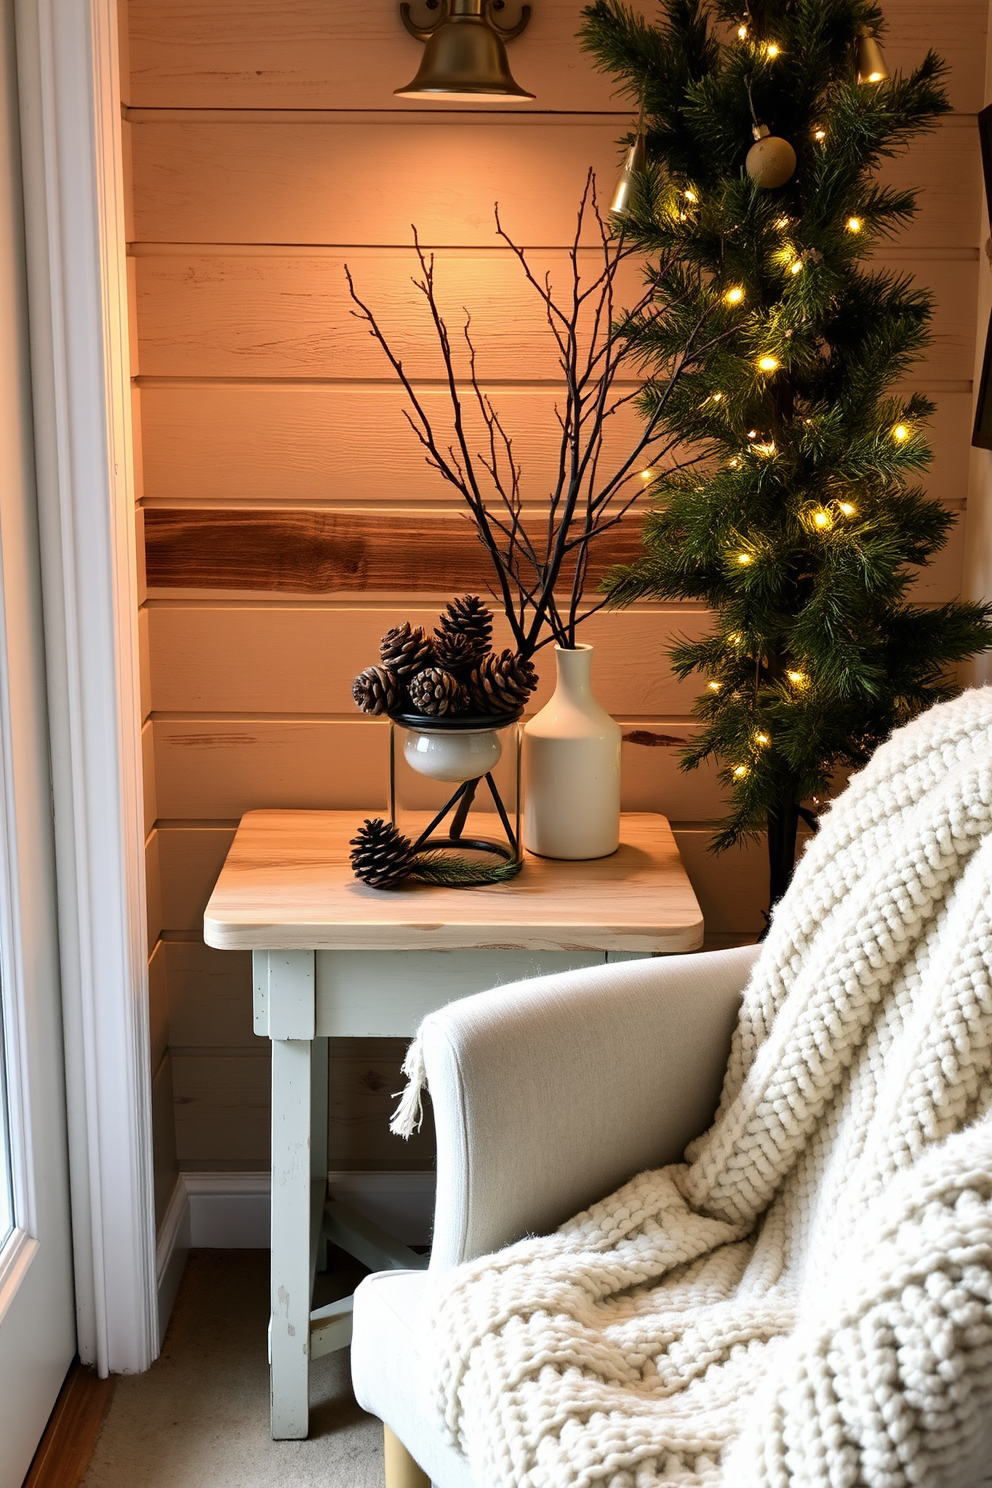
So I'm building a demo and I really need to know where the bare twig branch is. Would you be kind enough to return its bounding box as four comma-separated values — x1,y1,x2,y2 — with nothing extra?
344,184,713,658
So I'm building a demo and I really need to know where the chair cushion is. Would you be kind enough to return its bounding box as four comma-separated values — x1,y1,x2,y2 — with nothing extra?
350,1271,474,1488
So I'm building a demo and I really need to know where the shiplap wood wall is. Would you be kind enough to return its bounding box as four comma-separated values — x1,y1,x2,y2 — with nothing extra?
125,0,987,1222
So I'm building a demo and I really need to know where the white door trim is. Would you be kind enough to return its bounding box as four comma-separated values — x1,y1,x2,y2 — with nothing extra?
14,0,155,1373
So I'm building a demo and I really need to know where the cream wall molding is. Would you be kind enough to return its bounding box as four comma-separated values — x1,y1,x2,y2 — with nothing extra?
14,0,156,1372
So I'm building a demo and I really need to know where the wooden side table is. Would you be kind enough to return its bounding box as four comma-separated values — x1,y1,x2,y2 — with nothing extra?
203,809,703,1439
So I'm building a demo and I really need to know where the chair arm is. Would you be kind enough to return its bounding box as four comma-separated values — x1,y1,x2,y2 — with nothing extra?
422,943,759,1271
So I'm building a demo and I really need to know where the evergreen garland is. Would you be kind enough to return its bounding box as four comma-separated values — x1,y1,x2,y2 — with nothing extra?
581,0,992,907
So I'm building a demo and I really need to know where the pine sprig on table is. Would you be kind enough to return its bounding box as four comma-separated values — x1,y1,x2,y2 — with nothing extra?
350,817,522,890
581,0,992,906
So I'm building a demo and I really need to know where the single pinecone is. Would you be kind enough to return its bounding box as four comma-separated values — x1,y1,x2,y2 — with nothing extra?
352,665,402,716
350,818,414,889
469,650,538,714
379,622,435,678
437,595,494,652
408,666,468,717
432,629,487,675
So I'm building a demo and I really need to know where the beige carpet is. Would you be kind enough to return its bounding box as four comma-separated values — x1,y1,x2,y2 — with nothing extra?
82,1250,383,1487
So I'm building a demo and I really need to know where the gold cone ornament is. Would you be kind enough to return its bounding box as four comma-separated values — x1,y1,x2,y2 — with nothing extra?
395,0,535,101
745,123,796,188
610,132,647,217
856,27,889,84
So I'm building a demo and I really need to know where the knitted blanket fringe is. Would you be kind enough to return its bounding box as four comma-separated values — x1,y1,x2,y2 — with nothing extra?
422,690,992,1488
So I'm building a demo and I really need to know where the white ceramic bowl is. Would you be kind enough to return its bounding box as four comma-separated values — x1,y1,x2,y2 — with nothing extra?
403,727,503,783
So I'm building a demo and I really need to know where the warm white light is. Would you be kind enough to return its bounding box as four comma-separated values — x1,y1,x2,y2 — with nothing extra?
684,188,699,204
846,216,862,233
639,468,655,480
893,424,909,442
733,764,748,777
790,260,803,275
774,216,790,229
725,285,745,305
813,510,830,528
755,732,770,746
766,42,780,58
757,355,780,373
754,441,776,457
838,501,856,516
813,128,826,142
737,24,748,39
787,670,807,684
707,680,721,692
737,552,752,564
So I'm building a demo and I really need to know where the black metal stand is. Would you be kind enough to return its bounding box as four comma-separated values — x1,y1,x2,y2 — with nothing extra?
409,772,519,864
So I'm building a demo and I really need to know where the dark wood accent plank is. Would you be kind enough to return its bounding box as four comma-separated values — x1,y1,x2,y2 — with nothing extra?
144,508,646,593
22,1359,115,1488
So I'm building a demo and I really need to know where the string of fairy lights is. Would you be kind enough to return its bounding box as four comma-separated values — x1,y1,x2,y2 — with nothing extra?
612,8,904,783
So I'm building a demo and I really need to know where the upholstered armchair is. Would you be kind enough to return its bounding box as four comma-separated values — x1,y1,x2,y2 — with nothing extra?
350,945,759,1488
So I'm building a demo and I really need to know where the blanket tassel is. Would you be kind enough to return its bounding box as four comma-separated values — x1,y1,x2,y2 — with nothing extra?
390,1033,427,1138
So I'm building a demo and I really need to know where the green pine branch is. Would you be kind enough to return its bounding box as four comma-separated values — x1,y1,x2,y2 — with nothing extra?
582,0,992,901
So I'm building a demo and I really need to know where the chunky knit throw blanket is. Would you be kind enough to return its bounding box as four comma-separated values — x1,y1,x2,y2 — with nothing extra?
421,690,992,1488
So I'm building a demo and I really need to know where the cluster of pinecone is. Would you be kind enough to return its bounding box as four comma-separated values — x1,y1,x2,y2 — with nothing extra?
352,595,537,719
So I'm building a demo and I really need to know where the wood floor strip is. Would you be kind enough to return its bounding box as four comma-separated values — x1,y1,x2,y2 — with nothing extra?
21,1358,116,1488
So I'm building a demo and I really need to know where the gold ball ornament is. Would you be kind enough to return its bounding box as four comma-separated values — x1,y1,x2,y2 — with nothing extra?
746,124,797,189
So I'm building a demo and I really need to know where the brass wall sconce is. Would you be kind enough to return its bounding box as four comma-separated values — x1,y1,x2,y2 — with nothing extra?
855,27,889,85
396,0,535,101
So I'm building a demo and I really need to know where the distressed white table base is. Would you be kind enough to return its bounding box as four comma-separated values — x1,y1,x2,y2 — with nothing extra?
206,810,702,1440
255,947,643,1438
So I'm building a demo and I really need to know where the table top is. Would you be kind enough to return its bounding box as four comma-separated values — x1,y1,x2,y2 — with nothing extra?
203,810,704,953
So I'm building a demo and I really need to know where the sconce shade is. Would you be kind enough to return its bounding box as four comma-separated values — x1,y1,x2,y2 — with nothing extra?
855,28,889,84
395,3,535,101
610,133,647,216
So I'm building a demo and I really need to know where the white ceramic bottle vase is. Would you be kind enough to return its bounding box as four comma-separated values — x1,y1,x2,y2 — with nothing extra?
522,644,621,859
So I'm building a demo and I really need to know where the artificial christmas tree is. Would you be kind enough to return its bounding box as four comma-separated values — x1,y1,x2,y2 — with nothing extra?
583,0,992,909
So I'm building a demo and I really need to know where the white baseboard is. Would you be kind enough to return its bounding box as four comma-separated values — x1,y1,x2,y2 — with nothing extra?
156,1170,436,1341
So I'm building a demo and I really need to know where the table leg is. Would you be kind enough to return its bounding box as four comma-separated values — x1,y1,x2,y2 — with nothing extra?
270,1035,316,1440
310,1034,329,1283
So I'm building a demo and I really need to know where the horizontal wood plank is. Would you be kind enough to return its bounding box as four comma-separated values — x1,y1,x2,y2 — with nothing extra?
146,830,162,946
142,501,966,602
127,0,637,114
138,382,650,506
130,118,633,247
128,114,982,251
141,719,156,830
152,1053,179,1226
172,1051,270,1162
153,718,390,818
156,824,236,934
673,828,769,935
163,939,255,1048
150,716,724,820
131,249,648,381
132,250,979,383
126,0,988,116
171,1041,437,1166
149,937,169,1072
145,604,710,715
136,382,974,510
143,507,647,593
